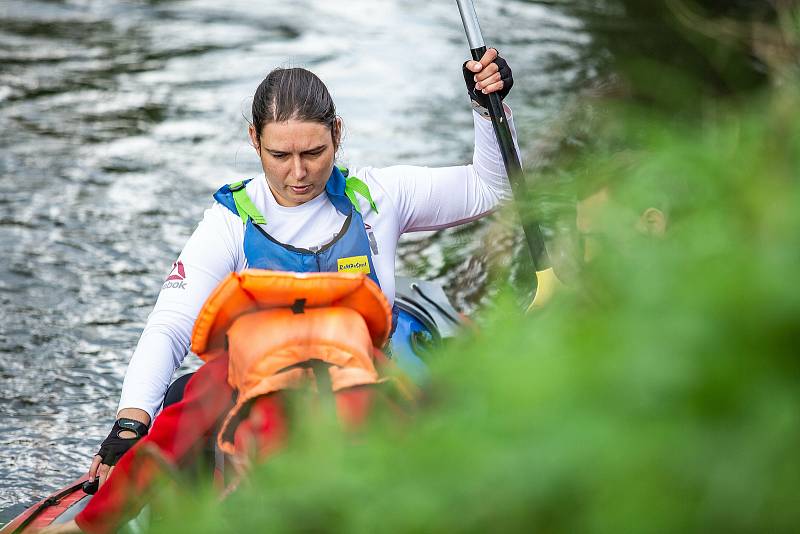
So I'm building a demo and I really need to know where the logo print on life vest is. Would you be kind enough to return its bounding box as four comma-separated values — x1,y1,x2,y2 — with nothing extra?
163,260,187,290
337,255,370,274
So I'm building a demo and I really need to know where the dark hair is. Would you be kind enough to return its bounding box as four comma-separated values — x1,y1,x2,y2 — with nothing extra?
251,67,339,146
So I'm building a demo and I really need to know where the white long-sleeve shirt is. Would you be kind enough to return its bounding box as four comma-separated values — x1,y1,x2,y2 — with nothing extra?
119,109,519,420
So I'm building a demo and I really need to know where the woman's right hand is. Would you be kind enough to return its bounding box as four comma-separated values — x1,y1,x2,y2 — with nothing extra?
462,48,514,107
88,409,150,487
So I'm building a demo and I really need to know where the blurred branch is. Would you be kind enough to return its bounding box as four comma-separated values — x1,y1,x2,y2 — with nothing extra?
666,0,800,80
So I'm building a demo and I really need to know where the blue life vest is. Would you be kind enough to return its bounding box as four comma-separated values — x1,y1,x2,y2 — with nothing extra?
213,166,381,288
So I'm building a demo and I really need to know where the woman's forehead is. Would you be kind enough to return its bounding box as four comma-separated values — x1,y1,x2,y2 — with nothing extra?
260,120,332,151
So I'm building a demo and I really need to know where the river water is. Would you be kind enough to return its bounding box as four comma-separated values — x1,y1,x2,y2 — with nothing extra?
0,0,586,520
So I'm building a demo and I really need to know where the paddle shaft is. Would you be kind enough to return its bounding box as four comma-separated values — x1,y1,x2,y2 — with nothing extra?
456,0,550,272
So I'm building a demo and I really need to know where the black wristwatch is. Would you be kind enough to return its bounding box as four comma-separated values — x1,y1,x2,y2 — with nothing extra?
115,417,149,438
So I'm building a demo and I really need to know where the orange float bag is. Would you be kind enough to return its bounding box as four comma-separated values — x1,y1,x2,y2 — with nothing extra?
190,269,394,455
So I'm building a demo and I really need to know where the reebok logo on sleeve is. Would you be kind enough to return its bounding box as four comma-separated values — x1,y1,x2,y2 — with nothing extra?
163,260,187,290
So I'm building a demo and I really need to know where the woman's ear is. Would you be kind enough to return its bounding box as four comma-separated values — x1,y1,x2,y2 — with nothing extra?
636,207,667,237
333,117,343,150
248,124,260,152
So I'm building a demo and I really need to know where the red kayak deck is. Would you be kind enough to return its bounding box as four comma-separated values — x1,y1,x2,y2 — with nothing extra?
1,476,92,533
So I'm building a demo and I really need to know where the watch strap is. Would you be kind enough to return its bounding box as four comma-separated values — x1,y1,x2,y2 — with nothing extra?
115,417,149,439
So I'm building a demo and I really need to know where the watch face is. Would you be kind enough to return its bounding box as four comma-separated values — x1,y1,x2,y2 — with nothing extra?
117,418,146,438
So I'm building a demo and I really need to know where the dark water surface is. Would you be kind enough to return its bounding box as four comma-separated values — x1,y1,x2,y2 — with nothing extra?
0,0,585,519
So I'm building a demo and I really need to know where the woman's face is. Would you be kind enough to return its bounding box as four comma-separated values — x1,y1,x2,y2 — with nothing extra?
249,119,339,207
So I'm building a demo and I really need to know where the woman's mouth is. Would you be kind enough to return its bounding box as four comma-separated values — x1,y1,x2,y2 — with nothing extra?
290,184,312,194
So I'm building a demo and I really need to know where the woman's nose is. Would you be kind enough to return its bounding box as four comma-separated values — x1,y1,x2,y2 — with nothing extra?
292,156,307,181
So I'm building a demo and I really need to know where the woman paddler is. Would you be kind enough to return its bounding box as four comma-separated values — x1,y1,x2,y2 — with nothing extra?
87,48,518,491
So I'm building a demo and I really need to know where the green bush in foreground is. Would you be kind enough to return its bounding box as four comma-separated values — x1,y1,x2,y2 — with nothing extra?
145,89,800,533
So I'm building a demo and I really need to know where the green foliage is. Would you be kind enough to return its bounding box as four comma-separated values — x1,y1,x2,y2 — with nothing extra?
540,0,797,107
144,85,800,533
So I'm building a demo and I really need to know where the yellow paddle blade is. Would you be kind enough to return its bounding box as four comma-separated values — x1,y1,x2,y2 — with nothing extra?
527,267,564,313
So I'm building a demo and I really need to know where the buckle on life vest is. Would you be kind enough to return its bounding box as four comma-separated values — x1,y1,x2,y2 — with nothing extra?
229,181,246,192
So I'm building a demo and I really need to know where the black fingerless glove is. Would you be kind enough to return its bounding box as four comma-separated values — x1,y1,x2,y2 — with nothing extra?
96,418,149,466
462,51,514,108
